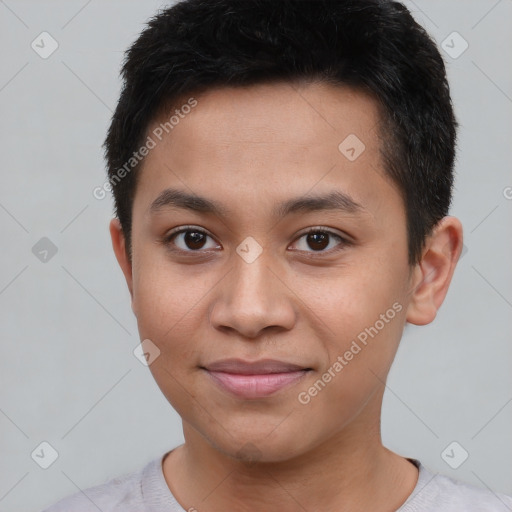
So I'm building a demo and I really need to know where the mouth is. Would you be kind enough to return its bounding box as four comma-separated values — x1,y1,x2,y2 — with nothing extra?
200,358,313,399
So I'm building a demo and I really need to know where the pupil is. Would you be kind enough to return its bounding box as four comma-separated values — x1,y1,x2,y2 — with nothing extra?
307,232,328,251
185,231,205,249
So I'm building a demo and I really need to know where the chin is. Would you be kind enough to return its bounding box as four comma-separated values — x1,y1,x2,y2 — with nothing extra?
202,423,316,465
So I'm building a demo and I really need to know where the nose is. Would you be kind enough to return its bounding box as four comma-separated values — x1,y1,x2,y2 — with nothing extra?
208,251,296,340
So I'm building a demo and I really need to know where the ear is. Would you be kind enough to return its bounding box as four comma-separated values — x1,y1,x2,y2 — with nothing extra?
406,216,464,325
109,218,135,312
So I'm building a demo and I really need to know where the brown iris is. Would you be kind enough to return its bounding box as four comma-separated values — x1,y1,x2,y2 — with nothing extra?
184,231,207,250
306,232,329,251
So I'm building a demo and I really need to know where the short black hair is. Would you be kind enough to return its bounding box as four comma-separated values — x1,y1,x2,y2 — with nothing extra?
104,0,457,266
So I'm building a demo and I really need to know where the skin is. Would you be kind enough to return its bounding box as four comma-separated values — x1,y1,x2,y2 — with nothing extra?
110,81,463,512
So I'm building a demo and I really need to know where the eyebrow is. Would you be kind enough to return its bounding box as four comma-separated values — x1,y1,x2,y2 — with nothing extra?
149,188,365,218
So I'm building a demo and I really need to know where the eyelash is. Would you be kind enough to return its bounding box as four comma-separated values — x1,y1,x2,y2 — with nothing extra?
162,225,352,257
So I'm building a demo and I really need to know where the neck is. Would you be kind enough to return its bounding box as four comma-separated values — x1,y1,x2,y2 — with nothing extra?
162,396,418,512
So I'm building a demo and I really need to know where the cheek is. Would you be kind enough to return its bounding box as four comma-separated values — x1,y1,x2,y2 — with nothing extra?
307,265,406,372
296,307,406,429
131,251,208,357
133,262,207,414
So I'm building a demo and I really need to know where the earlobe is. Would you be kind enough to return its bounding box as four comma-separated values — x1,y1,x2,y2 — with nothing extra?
109,218,135,306
405,216,463,326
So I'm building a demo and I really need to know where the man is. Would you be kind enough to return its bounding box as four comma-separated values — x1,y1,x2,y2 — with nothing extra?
43,1,512,510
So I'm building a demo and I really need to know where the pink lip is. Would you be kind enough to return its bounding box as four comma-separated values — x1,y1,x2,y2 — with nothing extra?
202,359,311,399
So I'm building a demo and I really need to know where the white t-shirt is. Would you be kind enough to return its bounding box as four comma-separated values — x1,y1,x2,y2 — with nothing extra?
41,452,512,511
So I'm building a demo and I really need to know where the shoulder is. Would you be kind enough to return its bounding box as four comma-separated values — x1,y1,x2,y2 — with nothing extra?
41,461,149,512
431,472,512,510
404,461,512,511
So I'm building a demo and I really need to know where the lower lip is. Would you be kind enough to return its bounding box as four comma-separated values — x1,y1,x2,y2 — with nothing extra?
205,370,309,399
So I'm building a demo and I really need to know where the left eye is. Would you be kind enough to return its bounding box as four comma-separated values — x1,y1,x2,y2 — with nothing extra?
291,229,347,253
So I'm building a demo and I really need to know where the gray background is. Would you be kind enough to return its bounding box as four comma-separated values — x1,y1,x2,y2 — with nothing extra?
0,1,511,511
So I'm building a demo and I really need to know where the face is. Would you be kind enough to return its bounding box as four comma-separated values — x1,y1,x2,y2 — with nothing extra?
116,82,417,462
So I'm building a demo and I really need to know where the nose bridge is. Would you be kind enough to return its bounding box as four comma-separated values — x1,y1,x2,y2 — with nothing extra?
209,247,295,338
232,251,275,306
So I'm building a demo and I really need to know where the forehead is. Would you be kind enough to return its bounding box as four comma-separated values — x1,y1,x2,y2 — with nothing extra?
134,81,400,222
153,81,380,148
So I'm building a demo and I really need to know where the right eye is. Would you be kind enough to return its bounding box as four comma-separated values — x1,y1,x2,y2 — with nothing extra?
163,226,221,253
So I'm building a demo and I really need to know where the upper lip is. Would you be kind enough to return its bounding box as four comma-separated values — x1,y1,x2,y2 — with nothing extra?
202,358,310,375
